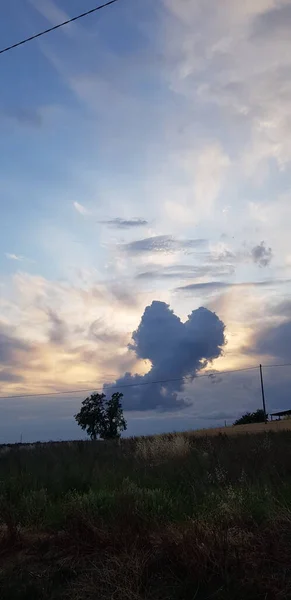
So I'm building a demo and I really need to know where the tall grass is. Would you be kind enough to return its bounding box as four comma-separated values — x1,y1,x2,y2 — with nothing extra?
1,430,291,598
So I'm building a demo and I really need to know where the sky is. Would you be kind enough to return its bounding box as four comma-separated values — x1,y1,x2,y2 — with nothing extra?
1,0,291,443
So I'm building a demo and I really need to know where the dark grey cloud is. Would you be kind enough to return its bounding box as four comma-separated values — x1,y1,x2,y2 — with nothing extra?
269,300,291,318
254,320,291,362
104,301,226,411
177,279,291,294
0,370,24,383
108,282,138,308
121,235,207,255
251,241,273,268
100,218,148,228
136,264,235,281
88,319,123,345
247,296,291,363
0,328,33,367
252,4,291,38
47,310,67,345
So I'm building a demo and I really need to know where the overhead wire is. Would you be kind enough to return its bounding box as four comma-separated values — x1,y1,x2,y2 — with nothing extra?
0,363,287,400
0,0,121,56
261,363,291,369
1,3,290,405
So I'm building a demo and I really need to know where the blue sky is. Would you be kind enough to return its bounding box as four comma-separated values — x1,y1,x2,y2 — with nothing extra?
1,0,291,442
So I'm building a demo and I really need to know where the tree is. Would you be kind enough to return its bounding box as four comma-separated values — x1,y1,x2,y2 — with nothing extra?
74,392,127,440
234,408,267,426
103,392,127,440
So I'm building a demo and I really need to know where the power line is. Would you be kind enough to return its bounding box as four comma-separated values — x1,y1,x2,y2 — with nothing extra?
2,363,290,401
0,0,121,56
0,364,271,400
261,363,291,369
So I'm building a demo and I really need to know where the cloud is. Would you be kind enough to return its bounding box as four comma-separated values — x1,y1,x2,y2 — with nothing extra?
255,320,291,361
107,282,139,308
162,0,291,173
253,298,291,361
191,143,231,218
252,4,291,39
251,241,273,267
0,272,147,398
0,370,24,383
2,107,43,128
121,235,207,255
100,217,148,228
132,240,272,274
208,242,273,268
88,319,124,345
73,202,90,216
177,279,291,294
5,253,25,261
136,264,235,281
47,309,68,345
0,327,34,367
269,300,291,318
5,253,35,265
177,282,235,293
73,205,148,229
104,301,226,411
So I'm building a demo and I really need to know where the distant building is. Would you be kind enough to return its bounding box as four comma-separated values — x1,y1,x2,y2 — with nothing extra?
270,409,291,421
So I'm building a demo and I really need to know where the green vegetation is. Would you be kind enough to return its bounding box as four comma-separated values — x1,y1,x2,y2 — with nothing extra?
74,392,127,440
1,429,291,598
234,408,267,425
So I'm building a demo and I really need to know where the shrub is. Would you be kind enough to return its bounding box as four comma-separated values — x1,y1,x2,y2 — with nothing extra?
234,409,267,426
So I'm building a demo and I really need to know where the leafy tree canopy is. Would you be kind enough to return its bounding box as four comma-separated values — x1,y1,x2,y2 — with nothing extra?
74,392,127,440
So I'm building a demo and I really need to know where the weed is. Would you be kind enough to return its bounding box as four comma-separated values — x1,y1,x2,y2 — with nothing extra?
1,430,291,598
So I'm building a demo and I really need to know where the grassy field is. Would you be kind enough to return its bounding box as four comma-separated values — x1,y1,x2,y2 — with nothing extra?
2,428,291,599
191,418,291,436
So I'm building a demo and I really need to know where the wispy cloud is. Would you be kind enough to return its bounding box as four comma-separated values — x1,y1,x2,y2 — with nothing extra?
177,279,291,294
2,107,43,128
73,202,90,216
5,253,25,261
100,218,148,229
121,235,208,255
163,0,291,171
5,253,35,264
29,0,74,34
136,264,235,280
73,203,148,228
